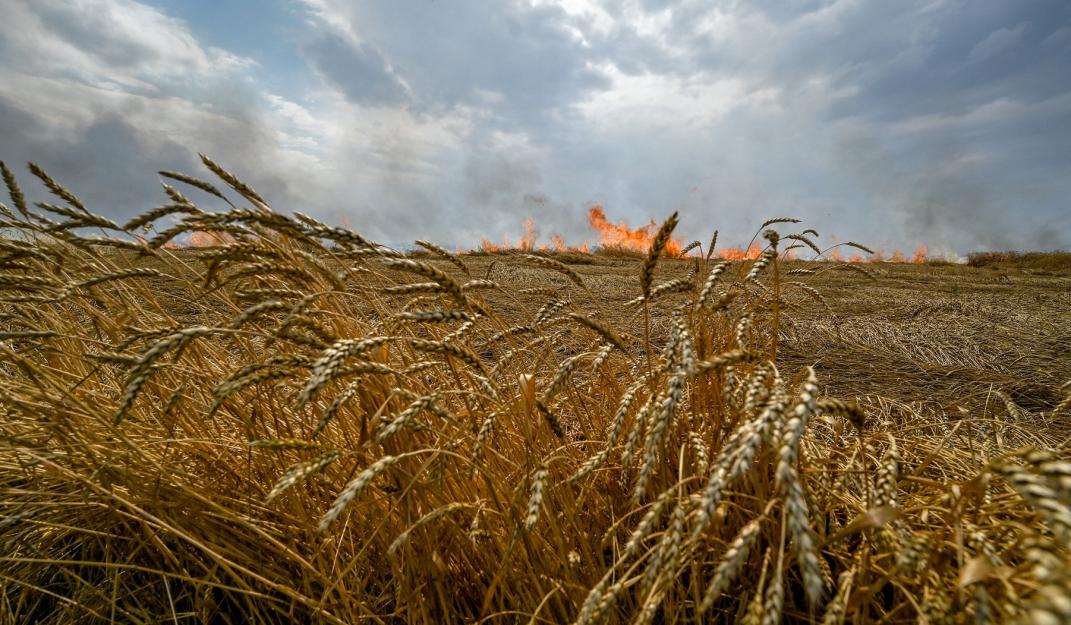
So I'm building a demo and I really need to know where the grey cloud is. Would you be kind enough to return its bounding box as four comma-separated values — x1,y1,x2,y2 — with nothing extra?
303,32,409,105
817,4,1068,122
0,1,310,229
303,1,611,124
0,94,297,227
1,0,1068,254
597,0,1071,251
0,100,189,223
969,23,1028,64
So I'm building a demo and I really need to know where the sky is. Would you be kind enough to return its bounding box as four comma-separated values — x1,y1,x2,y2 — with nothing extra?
1,0,1069,254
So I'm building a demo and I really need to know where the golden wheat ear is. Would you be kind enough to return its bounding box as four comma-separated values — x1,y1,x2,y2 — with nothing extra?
199,153,270,210
639,211,678,298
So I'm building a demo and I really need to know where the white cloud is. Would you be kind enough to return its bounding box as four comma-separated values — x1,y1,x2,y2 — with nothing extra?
574,64,750,130
529,0,616,38
1,0,251,93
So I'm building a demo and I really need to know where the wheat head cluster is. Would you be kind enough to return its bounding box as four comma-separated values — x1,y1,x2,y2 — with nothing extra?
0,156,1069,624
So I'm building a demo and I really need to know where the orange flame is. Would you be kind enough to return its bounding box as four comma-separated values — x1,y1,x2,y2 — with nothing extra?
159,231,236,249
715,244,763,261
519,219,537,252
550,234,587,253
188,231,236,247
477,223,588,253
465,206,943,263
832,243,932,264
473,207,647,254
587,205,682,255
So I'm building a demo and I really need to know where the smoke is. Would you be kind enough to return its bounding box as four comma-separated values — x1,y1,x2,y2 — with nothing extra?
831,120,1071,255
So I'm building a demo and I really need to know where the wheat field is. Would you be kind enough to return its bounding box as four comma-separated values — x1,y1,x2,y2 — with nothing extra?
0,157,1069,624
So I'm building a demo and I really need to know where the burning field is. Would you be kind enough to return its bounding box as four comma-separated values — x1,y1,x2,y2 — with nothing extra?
475,205,945,266
1,158,1070,624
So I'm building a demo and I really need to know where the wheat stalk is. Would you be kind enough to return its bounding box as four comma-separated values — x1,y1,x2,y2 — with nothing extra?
639,212,679,298
522,253,584,287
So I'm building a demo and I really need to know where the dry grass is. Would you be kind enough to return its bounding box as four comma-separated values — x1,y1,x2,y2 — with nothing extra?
967,250,1071,273
0,159,1069,624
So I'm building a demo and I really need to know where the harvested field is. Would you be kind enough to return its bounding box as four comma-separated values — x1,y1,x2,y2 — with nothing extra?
0,162,1069,624
966,251,1071,272
460,255,1071,418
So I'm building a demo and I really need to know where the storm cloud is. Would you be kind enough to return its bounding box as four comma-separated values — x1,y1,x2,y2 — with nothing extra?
1,0,1068,252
